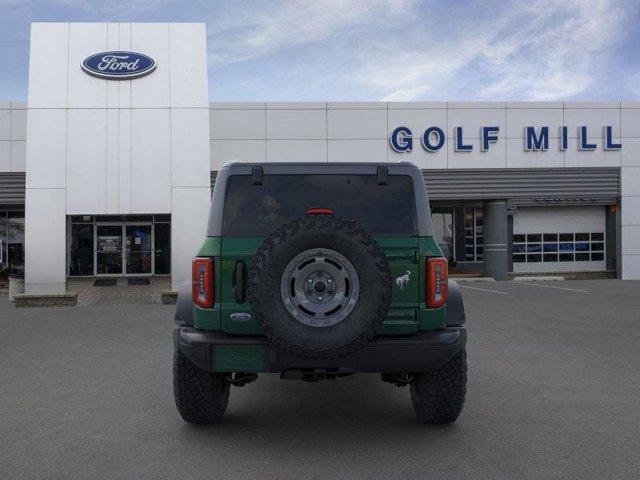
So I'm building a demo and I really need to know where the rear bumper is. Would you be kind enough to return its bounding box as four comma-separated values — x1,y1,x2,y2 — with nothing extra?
174,327,466,374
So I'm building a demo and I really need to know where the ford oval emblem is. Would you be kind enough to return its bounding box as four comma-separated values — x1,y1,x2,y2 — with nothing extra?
82,51,156,80
230,312,252,322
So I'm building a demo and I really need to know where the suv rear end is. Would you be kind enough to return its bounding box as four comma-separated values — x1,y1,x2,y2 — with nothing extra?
173,162,467,424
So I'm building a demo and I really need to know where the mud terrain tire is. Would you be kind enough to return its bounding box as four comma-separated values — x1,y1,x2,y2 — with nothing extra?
173,350,230,424
410,347,467,424
247,215,392,359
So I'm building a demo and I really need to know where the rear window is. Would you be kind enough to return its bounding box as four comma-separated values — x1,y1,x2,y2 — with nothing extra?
222,174,417,236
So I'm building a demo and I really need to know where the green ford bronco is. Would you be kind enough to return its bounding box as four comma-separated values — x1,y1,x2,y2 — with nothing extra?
173,162,467,424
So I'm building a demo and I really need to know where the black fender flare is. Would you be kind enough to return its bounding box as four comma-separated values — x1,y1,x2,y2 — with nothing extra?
446,279,466,327
174,281,194,326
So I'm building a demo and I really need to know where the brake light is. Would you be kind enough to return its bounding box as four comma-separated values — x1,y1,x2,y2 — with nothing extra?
192,257,214,308
426,257,448,308
307,208,334,216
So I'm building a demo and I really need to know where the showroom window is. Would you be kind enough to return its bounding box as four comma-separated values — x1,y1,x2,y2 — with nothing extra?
513,233,605,263
431,209,454,262
0,211,25,276
463,208,483,262
69,222,95,276
68,215,171,277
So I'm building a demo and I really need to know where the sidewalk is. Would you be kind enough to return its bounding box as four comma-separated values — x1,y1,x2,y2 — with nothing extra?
68,277,171,306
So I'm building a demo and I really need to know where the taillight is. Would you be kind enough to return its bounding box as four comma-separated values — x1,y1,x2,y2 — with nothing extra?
426,257,448,308
192,257,214,308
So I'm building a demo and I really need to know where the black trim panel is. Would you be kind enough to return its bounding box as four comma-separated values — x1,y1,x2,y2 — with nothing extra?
175,326,466,374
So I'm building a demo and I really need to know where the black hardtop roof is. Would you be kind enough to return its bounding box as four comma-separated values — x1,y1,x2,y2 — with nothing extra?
221,161,421,174
207,161,434,236
223,161,417,167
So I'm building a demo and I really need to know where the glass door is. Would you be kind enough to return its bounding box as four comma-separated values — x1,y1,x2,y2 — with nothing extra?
96,225,123,275
154,222,171,274
125,225,152,275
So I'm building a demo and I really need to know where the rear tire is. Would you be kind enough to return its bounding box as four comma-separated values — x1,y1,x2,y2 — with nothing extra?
410,347,467,424
173,350,230,424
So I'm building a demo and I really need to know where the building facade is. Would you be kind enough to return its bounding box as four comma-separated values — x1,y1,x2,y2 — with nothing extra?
1,22,639,294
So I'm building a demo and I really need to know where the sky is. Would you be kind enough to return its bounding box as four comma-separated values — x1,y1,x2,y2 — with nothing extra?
1,0,639,102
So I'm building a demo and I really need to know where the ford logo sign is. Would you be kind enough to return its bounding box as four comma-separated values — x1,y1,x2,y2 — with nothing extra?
230,312,252,322
82,51,156,80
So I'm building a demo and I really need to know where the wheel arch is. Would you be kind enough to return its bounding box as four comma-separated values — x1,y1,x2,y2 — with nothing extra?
445,279,466,327
174,280,194,327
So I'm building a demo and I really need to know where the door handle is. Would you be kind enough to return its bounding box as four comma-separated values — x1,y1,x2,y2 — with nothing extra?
235,261,246,304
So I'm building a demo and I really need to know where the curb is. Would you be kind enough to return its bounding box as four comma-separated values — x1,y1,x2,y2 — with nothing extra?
454,277,496,283
514,276,565,282
13,292,78,308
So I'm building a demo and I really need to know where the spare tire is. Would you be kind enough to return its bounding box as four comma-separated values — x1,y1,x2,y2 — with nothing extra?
247,215,392,359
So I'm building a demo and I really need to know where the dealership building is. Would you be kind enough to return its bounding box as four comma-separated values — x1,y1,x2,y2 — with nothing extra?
1,22,640,296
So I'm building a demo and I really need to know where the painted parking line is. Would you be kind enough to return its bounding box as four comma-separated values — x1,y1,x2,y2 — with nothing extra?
459,285,509,295
513,281,588,293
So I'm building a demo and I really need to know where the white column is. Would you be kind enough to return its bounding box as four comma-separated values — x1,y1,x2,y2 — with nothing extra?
171,187,210,291
25,189,66,294
620,166,640,279
24,106,68,294
621,104,640,279
169,24,210,290
24,22,211,294
169,108,211,291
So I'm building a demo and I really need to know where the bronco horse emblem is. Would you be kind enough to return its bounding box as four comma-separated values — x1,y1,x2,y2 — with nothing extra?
395,271,411,290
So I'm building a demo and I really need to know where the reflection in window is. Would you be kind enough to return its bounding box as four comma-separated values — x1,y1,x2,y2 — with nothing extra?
154,222,171,275
513,232,606,263
0,211,25,275
70,224,94,276
223,174,417,235
432,210,454,263
68,215,172,277
463,208,483,262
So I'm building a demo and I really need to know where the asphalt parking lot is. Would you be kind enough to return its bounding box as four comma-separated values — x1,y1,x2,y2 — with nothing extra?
1,279,639,480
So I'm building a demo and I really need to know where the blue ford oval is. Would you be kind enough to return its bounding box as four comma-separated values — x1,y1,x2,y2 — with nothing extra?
82,51,156,79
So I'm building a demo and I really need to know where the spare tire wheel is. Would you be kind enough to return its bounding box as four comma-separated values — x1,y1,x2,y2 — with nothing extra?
247,215,392,359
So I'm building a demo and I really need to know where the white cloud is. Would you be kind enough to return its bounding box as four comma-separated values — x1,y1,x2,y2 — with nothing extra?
207,0,630,101
208,0,412,66
1,0,633,101
479,0,625,100
34,0,173,12
357,0,627,101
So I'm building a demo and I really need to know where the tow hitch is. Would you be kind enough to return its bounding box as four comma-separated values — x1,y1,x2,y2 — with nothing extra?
280,369,354,382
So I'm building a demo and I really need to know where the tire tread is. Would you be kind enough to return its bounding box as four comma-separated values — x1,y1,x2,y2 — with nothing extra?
247,215,392,360
410,347,467,424
173,350,230,424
